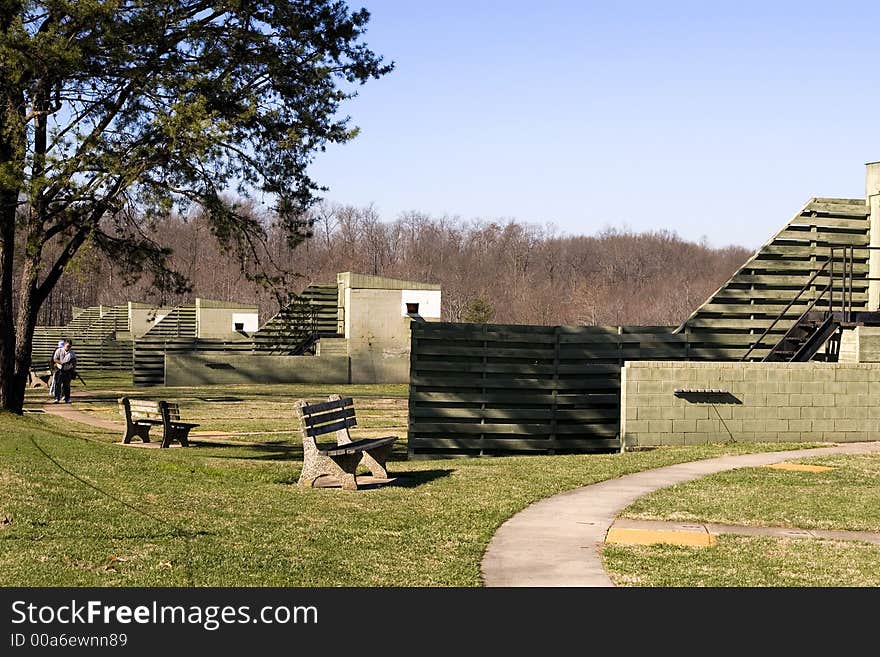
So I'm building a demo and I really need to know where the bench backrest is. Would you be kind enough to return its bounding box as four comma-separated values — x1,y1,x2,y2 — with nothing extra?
118,397,182,423
295,396,357,444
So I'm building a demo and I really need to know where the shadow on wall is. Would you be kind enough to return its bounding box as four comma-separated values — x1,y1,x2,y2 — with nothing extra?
672,390,743,405
163,354,351,386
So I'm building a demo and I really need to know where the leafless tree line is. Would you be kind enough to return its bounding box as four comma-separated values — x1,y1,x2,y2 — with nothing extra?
35,203,750,328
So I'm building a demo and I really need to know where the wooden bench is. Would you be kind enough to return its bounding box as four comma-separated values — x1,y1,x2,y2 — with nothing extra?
295,394,397,490
118,397,200,448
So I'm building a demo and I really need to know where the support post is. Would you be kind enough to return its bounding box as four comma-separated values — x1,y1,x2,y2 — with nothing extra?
868,162,880,312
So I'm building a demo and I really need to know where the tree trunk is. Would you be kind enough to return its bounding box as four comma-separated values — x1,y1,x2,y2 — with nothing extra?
0,196,17,412
0,80,25,413
8,258,43,413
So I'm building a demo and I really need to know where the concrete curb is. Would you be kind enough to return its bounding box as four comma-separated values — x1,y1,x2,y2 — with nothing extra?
609,518,880,546
481,442,880,587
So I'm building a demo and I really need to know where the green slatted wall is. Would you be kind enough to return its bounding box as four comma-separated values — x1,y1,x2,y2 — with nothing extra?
31,304,133,370
677,197,871,359
409,322,692,457
31,330,133,371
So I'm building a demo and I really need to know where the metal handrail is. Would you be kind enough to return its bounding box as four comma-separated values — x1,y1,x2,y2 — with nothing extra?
741,246,853,361
762,283,833,361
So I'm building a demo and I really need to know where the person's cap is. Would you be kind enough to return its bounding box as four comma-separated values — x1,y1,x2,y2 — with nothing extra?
57,340,65,347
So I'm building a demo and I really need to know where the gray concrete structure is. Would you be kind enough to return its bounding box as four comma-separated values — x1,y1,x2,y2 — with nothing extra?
157,273,442,386
839,326,880,363
336,272,441,384
869,162,880,311
195,298,259,338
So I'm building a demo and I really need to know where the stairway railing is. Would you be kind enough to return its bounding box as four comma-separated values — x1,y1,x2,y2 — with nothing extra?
741,246,855,361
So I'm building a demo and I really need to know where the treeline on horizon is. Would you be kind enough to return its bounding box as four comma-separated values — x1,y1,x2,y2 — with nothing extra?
36,203,751,329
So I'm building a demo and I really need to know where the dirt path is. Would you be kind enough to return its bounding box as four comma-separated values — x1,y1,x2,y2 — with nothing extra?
39,400,287,447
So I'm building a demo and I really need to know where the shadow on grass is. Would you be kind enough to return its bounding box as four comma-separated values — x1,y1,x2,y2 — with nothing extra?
0,529,216,542
189,440,412,463
273,468,453,489
191,440,303,461
392,468,453,488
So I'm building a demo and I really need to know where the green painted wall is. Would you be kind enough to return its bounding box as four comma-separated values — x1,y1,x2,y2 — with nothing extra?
164,353,350,386
621,361,880,447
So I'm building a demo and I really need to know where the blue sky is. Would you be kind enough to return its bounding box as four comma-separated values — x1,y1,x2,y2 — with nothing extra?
307,1,880,248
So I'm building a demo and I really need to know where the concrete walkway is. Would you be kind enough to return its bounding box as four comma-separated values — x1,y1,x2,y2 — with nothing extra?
481,442,880,587
41,401,125,432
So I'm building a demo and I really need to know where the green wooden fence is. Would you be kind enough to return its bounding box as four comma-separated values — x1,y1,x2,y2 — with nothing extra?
408,322,697,458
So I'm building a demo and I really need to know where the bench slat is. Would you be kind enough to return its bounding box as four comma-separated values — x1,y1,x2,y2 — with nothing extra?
305,418,356,437
318,436,396,456
301,407,356,426
127,401,161,409
300,397,354,414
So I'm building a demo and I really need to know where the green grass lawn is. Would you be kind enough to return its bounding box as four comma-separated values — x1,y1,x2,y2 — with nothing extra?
604,536,880,587
603,454,880,586
0,375,826,585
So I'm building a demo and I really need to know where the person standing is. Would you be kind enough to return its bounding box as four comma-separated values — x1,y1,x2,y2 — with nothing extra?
51,339,65,401
53,339,77,404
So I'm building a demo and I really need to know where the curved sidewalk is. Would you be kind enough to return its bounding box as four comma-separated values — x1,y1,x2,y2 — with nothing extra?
481,442,880,587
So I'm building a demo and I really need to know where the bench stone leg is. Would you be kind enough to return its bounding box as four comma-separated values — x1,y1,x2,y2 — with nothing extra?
298,452,361,490
361,443,393,479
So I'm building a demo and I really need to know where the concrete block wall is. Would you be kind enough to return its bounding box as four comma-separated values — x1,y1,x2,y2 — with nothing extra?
621,361,880,447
